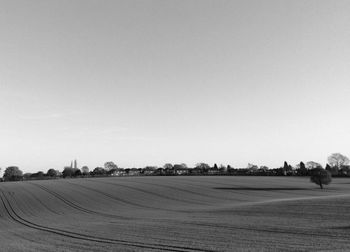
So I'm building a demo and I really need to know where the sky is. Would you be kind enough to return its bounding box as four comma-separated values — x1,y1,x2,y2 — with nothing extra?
1,0,350,173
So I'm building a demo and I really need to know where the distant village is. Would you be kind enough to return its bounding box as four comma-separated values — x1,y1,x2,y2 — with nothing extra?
1,153,350,182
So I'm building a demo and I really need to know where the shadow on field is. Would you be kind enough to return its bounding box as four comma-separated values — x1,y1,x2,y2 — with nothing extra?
213,187,308,191
331,226,350,230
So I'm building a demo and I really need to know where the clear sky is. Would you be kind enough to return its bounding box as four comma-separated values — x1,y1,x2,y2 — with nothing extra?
1,0,350,173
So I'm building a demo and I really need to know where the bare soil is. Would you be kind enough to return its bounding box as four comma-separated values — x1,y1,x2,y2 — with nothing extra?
0,176,349,251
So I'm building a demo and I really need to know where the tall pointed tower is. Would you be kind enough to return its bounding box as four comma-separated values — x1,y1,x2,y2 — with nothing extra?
74,159,77,169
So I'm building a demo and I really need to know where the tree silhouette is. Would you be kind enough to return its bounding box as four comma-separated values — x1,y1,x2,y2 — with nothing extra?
297,161,308,176
81,166,89,175
306,161,322,170
282,161,293,175
3,166,23,181
328,153,349,174
92,167,106,176
195,163,210,174
163,163,173,170
47,169,57,177
310,167,331,189
104,161,118,171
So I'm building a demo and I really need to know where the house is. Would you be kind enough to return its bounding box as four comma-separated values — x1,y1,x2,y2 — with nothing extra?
175,168,189,175
207,168,219,175
127,168,140,176
154,168,165,175
109,169,126,176
142,166,157,175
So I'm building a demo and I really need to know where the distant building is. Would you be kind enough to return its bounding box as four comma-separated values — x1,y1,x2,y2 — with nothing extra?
109,169,126,176
69,159,78,169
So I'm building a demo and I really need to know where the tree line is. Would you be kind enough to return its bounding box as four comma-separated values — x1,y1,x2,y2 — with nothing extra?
1,153,348,183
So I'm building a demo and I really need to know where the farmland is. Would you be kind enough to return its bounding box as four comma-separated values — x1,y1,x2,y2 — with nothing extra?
1,176,350,251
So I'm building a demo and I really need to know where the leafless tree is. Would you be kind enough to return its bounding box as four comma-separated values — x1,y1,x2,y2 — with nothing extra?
327,153,350,168
306,161,322,169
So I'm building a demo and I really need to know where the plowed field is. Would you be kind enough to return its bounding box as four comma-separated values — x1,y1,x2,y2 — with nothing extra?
1,176,350,251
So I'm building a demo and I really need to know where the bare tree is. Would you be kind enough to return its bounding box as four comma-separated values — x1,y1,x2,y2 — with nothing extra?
306,161,322,169
327,153,350,168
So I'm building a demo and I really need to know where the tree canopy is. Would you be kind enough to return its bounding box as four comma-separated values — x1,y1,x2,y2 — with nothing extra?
3,166,23,181
310,167,332,189
81,166,89,175
47,169,58,177
104,161,118,171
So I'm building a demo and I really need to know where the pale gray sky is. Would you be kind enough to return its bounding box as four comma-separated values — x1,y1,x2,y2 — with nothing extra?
1,0,350,173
